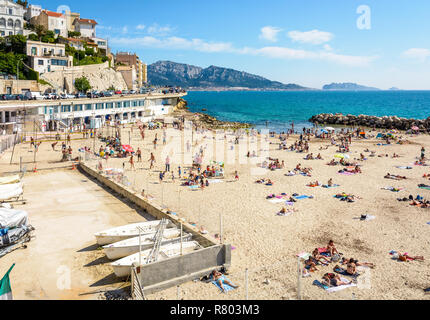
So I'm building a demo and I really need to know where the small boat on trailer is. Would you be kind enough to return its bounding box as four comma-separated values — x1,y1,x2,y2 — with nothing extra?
111,241,200,278
94,220,176,245
103,229,193,260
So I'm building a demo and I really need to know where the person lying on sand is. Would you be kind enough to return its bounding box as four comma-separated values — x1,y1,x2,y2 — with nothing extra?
211,270,239,292
312,248,331,265
396,253,425,262
327,159,338,166
341,258,375,269
322,273,352,287
385,173,407,180
307,181,320,187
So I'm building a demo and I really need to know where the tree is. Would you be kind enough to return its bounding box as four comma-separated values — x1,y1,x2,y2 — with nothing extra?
74,76,92,93
8,34,27,54
34,25,46,41
68,31,81,38
15,0,28,8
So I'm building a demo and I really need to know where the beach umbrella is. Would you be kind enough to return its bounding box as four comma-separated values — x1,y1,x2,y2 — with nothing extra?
122,145,134,153
325,127,335,131
334,154,350,159
321,129,328,133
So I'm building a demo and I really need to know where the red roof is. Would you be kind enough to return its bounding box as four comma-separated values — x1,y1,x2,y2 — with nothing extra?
75,18,98,25
44,10,65,18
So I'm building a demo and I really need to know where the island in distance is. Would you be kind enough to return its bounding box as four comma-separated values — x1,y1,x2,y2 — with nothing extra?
322,82,381,91
148,60,310,91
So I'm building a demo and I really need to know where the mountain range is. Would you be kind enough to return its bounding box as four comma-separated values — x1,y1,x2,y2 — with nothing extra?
147,61,308,90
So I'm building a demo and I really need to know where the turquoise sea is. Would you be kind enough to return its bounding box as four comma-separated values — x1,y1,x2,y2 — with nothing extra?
186,91,430,132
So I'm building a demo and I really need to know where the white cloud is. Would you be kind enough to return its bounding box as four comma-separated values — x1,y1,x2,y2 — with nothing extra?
110,35,375,67
403,48,430,62
110,36,235,53
259,26,283,42
122,26,128,34
288,29,334,45
250,46,375,67
147,23,174,36
323,44,333,51
136,24,145,30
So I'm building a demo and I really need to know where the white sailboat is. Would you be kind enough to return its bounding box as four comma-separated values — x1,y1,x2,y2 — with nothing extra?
94,220,175,245
111,241,200,277
103,229,193,260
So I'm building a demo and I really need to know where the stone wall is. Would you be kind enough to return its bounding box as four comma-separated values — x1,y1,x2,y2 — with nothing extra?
310,113,430,131
40,62,128,93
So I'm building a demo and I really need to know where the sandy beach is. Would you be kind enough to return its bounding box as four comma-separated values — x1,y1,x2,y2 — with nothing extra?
1,117,430,300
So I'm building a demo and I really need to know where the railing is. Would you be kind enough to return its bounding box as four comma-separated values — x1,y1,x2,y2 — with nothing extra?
131,264,145,300
0,133,22,156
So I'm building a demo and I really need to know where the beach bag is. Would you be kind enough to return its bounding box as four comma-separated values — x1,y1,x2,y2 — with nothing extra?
332,254,341,262
399,255,407,262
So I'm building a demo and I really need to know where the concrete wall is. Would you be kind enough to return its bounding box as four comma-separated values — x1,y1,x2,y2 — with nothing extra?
78,162,219,248
0,79,39,94
137,244,231,294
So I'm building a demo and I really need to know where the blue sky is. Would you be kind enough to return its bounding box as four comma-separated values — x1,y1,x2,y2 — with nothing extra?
41,0,430,89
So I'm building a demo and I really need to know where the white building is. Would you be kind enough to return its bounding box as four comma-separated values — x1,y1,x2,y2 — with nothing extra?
31,10,67,37
24,4,42,22
26,40,73,75
0,0,25,37
73,18,97,38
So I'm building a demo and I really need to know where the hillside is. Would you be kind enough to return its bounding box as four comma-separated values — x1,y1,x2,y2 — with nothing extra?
148,61,308,90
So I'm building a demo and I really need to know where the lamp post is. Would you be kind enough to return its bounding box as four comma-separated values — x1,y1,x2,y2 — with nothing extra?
16,59,22,94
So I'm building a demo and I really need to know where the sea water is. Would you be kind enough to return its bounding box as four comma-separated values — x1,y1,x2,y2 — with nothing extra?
186,91,430,132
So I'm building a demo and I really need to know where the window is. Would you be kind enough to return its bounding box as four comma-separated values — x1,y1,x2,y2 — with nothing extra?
7,19,13,27
124,101,130,108
51,59,67,66
133,101,138,107
116,102,122,108
73,105,83,111
8,8,13,15
38,60,44,65
61,105,71,112
106,103,113,109
31,47,37,55
14,20,21,28
0,18,5,27
96,103,104,110
85,104,92,110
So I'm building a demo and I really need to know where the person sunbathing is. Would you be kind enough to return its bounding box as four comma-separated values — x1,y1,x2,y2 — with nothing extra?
304,257,318,272
385,173,407,180
341,258,375,269
266,179,274,186
211,270,239,292
312,248,331,265
316,153,323,160
326,240,339,256
328,178,333,187
322,273,352,287
397,253,425,262
327,159,337,166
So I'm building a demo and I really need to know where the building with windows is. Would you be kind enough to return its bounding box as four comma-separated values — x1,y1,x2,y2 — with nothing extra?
26,40,73,74
0,92,186,133
73,18,97,38
24,4,42,22
31,10,67,37
0,0,25,37
115,52,147,87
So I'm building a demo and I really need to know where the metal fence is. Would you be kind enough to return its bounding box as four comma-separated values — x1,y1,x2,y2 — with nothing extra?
0,134,22,156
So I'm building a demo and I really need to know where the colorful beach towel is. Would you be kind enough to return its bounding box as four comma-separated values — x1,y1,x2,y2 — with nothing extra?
322,184,340,188
395,166,412,170
419,186,430,191
268,198,285,204
211,276,236,293
294,195,313,200
338,171,354,176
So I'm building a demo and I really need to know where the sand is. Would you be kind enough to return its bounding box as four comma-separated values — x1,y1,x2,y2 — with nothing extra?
1,122,430,300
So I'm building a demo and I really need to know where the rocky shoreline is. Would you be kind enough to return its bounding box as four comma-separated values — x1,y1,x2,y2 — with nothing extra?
310,113,430,131
173,98,253,130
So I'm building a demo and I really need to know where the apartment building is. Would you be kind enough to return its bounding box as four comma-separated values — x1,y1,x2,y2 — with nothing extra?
26,40,73,74
0,0,25,37
31,10,67,37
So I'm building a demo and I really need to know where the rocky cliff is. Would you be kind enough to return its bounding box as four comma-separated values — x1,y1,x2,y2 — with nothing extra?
40,62,128,93
148,60,307,90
